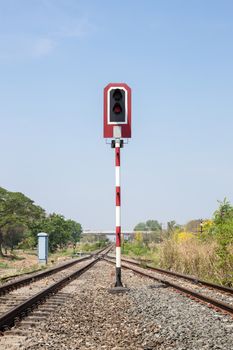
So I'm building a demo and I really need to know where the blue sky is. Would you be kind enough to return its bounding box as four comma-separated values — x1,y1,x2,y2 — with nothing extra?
0,0,233,230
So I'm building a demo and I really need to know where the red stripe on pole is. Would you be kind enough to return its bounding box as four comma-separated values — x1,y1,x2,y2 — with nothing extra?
116,186,121,206
115,147,120,166
116,226,121,247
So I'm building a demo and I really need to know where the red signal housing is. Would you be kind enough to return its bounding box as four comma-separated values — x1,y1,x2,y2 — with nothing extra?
103,83,131,138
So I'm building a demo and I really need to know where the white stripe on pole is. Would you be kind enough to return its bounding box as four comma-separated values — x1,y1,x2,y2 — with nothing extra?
116,206,121,227
115,166,120,186
116,246,121,267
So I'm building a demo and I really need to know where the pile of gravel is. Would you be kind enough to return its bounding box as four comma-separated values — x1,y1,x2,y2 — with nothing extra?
19,261,233,349
129,282,233,349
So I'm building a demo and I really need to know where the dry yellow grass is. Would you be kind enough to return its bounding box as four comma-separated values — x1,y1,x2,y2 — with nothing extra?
157,238,232,286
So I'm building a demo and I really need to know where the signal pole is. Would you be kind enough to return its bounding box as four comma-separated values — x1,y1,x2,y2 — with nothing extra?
200,219,203,235
103,83,131,292
114,138,122,286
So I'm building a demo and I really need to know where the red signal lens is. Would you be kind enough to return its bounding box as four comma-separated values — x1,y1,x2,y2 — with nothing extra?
113,89,122,101
113,103,122,114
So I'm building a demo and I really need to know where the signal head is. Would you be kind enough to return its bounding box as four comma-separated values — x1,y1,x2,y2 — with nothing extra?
103,83,132,138
113,89,123,101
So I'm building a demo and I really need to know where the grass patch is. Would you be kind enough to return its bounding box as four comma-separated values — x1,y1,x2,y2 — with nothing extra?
48,242,108,262
0,264,43,283
158,238,233,286
0,262,9,268
122,242,160,268
50,248,74,260
19,264,43,274
122,242,150,258
77,242,107,253
121,239,233,287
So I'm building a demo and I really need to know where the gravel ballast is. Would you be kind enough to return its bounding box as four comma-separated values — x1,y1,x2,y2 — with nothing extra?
5,260,233,349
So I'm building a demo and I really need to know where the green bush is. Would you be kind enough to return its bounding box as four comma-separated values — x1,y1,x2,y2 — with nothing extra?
122,242,149,257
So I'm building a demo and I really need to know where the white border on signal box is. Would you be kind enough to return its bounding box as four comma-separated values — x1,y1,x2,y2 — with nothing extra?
107,87,128,125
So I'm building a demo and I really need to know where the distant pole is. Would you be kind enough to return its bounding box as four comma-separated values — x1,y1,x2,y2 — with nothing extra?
115,138,123,287
200,219,203,235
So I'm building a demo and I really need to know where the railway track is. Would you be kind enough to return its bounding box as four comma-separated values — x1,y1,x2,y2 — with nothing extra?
118,255,233,293
105,255,233,315
0,255,91,295
1,257,232,349
0,245,110,293
0,244,113,332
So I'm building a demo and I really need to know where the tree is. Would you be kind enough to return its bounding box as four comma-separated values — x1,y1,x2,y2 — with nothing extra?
146,220,161,232
213,198,233,225
38,214,82,252
134,222,147,231
185,219,202,234
0,186,83,255
0,187,45,255
210,199,233,280
212,199,233,248
134,219,162,244
134,220,161,232
3,224,25,252
40,214,69,252
66,219,82,252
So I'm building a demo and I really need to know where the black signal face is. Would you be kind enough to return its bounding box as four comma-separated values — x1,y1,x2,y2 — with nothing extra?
109,88,126,123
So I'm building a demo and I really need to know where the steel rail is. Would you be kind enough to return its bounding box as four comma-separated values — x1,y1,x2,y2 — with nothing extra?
107,255,233,294
0,245,113,331
0,255,90,296
0,259,97,331
104,257,233,315
0,244,112,296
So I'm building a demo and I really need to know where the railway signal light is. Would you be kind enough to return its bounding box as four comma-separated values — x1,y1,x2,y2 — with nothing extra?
103,83,131,138
110,88,125,123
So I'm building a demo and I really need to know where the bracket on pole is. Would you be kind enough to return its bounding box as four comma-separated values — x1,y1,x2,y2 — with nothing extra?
111,140,124,148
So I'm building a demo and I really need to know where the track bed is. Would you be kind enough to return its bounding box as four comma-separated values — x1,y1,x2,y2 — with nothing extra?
1,260,232,350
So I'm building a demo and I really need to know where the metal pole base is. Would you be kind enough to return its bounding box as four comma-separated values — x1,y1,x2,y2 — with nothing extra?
115,267,123,287
108,286,130,294
108,267,130,294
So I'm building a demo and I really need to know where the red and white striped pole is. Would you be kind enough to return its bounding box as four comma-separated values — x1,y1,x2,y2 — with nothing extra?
115,138,123,287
